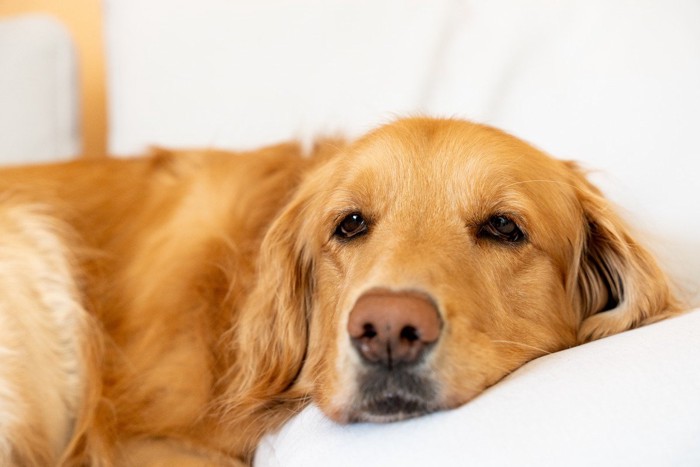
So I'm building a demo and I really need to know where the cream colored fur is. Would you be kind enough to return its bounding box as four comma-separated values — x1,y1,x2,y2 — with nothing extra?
0,200,88,465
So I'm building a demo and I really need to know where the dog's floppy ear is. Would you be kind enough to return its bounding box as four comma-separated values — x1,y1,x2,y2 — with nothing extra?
566,162,681,342
220,164,330,450
231,191,315,399
229,142,343,401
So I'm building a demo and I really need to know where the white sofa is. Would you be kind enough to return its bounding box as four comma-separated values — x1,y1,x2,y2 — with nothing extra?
2,1,699,465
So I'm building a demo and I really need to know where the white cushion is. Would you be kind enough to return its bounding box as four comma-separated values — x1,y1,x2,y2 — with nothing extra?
103,0,454,154
255,309,700,467
0,15,80,164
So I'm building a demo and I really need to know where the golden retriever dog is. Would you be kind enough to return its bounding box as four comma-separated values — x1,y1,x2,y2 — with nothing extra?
0,118,681,465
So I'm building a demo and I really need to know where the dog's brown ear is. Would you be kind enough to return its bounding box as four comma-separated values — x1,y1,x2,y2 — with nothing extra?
221,172,321,447
232,193,314,395
566,163,681,342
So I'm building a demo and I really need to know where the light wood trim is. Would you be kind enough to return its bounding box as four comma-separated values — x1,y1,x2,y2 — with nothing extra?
0,0,108,158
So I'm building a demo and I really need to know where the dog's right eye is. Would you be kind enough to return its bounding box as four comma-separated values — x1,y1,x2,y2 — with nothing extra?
334,213,368,240
477,215,526,244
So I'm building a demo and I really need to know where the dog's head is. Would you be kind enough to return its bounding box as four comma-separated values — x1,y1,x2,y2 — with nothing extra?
234,118,679,425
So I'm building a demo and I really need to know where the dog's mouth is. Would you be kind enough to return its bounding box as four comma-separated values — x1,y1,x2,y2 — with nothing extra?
347,368,439,423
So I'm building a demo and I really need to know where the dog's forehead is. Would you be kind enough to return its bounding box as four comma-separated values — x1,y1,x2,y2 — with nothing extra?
343,119,571,200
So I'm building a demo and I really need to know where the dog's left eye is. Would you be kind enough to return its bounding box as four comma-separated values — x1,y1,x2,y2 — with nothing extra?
479,215,525,243
335,213,368,240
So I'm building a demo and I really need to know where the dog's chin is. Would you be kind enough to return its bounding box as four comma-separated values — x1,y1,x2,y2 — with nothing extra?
348,394,436,423
342,368,440,423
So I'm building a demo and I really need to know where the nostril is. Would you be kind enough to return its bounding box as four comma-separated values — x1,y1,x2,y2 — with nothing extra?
362,323,377,339
400,325,419,343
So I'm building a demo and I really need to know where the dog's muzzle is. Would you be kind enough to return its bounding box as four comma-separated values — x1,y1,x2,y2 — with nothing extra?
346,289,442,421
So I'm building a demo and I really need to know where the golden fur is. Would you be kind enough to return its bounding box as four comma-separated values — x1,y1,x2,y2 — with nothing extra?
0,118,681,465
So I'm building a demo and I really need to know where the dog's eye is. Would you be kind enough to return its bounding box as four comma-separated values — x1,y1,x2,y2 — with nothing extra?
479,215,525,243
335,213,368,240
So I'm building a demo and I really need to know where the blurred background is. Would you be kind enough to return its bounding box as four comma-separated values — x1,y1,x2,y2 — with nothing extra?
0,0,698,302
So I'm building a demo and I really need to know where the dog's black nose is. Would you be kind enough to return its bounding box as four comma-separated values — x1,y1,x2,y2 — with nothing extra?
347,290,441,368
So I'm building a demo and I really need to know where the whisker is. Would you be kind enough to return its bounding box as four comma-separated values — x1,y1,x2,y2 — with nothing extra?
490,339,552,356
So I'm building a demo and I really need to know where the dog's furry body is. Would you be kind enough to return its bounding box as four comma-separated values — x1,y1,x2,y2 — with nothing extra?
0,119,680,465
